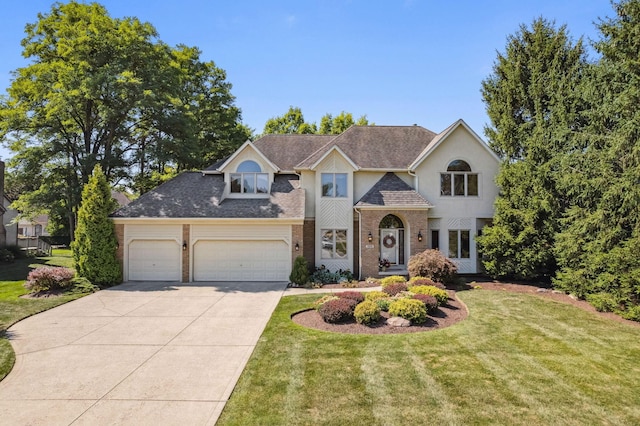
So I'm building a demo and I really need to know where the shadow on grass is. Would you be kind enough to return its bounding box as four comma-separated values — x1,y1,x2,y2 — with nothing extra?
0,257,51,282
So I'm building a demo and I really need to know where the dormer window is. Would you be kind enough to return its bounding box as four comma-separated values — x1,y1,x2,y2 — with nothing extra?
230,160,269,194
440,160,478,196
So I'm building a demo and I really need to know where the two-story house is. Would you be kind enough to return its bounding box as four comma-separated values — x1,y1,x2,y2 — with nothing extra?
112,120,499,282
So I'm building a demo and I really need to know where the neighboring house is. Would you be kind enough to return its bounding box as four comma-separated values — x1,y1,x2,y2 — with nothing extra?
3,195,18,246
112,120,500,282
18,214,50,238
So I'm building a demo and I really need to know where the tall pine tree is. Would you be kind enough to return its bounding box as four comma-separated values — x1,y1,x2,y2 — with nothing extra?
72,165,121,286
554,0,640,319
477,18,587,279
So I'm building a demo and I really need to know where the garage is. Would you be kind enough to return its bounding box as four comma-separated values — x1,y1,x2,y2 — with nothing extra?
128,239,181,281
193,240,289,281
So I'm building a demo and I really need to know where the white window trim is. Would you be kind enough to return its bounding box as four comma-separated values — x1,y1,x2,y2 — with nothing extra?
440,172,479,197
320,229,348,259
321,173,348,198
448,229,471,259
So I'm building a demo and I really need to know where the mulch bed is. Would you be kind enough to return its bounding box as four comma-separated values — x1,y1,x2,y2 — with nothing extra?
292,290,468,334
292,279,640,334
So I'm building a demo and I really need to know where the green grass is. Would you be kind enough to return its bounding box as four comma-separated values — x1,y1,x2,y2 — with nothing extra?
218,290,640,425
0,249,91,380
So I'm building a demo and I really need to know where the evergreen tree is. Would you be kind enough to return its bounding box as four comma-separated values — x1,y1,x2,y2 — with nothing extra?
72,165,121,286
477,18,587,279
554,0,640,318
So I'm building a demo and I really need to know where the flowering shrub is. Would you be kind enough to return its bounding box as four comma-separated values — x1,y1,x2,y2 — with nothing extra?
382,282,408,296
318,298,358,323
409,285,449,305
354,301,381,325
408,249,457,283
24,267,75,292
388,298,428,324
380,275,407,288
338,291,365,304
313,295,339,311
413,294,438,313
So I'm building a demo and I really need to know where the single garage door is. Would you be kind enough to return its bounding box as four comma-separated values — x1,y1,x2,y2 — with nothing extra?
193,240,289,281
128,240,181,281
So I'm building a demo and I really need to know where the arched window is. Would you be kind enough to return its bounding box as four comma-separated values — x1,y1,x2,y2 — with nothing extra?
231,160,269,194
441,160,478,196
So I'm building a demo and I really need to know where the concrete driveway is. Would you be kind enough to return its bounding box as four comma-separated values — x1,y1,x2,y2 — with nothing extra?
0,281,287,425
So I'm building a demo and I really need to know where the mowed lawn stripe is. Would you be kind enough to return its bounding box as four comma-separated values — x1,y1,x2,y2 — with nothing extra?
218,290,640,425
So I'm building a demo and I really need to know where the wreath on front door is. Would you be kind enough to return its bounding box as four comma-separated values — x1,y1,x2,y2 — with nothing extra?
383,235,396,248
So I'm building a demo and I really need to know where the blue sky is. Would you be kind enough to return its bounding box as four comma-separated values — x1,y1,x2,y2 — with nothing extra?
0,1,614,161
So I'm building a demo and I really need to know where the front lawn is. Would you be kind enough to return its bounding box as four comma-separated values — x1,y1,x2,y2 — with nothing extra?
0,249,90,381
218,290,640,425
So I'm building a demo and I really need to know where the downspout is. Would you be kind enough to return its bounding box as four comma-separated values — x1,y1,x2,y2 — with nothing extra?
354,206,363,281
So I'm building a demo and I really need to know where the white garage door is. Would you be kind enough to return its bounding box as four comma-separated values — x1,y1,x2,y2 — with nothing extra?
128,240,181,281
193,240,289,281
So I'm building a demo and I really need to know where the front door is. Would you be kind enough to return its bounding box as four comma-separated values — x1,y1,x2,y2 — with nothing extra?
380,229,398,264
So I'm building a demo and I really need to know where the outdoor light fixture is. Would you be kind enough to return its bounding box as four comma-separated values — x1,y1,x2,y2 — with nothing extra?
418,231,423,242
368,232,373,242
182,241,187,251
295,242,300,251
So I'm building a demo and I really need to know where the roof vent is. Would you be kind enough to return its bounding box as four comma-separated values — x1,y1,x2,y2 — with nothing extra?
413,123,417,126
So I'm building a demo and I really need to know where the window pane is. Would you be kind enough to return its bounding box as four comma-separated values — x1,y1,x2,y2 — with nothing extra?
431,230,440,250
461,230,470,258
256,174,269,193
440,174,451,196
447,160,472,172
448,230,458,258
231,174,242,193
454,174,465,196
335,174,347,197
468,174,478,196
243,173,255,193
321,173,333,197
335,230,347,258
237,160,261,172
321,230,333,259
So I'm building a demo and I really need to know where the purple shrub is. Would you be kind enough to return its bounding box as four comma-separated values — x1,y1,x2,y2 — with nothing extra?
337,291,365,304
383,282,408,296
413,294,438,313
24,267,75,292
318,298,358,323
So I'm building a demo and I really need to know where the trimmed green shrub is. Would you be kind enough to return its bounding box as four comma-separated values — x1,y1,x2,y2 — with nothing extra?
72,165,121,286
380,275,407,288
586,292,619,312
408,249,457,284
364,290,388,301
337,291,365,304
376,298,392,311
389,298,428,324
410,285,449,305
24,266,75,292
354,301,381,325
313,295,339,311
382,282,408,296
318,298,358,323
413,294,438,313
2,245,24,259
289,255,310,286
621,305,640,322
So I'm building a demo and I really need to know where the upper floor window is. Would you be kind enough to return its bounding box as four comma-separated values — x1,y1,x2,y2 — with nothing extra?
440,160,478,196
231,160,269,194
321,173,347,197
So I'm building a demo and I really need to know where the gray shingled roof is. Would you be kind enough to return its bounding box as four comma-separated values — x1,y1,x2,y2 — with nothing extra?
355,172,432,208
253,134,336,171
111,172,305,219
296,126,437,170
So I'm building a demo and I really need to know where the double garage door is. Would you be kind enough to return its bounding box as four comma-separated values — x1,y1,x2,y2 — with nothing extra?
126,225,290,282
